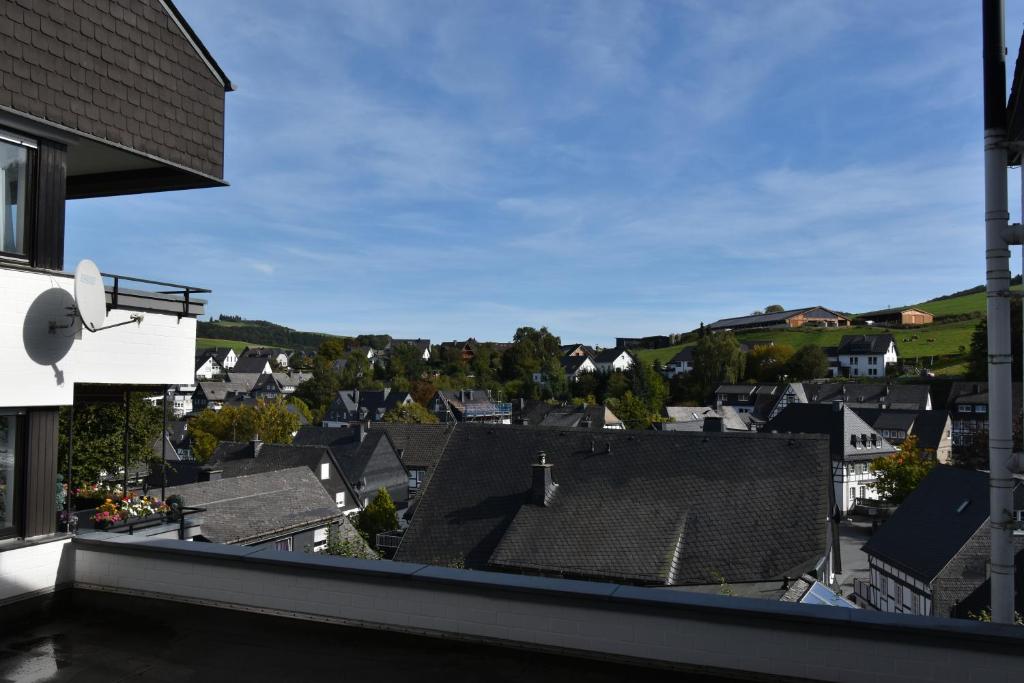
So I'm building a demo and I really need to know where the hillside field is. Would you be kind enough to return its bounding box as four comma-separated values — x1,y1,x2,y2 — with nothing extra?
635,286,996,374
196,338,251,353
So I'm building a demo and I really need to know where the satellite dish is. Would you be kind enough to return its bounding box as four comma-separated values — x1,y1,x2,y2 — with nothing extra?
74,259,106,332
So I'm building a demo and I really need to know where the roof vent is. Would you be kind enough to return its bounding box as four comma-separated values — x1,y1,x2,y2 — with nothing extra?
956,499,971,514
250,437,263,458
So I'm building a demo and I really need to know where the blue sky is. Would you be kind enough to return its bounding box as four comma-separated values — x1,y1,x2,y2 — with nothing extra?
65,2,1024,346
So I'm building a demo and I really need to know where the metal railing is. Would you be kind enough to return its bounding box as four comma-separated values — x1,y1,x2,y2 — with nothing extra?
102,271,211,319
102,506,205,540
375,530,403,550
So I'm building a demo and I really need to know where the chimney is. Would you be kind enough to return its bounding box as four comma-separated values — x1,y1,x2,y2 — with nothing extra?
358,422,368,443
250,437,263,458
702,416,725,432
198,467,223,482
832,399,844,413
531,451,557,506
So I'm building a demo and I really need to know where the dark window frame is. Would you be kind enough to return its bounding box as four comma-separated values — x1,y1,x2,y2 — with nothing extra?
0,132,38,264
0,410,27,541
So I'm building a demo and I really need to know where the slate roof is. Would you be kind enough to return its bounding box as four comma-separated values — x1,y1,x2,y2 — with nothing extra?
668,347,695,364
328,389,412,421
837,334,896,355
513,400,618,429
369,423,455,471
195,381,251,402
911,410,951,452
852,409,917,433
801,383,931,411
593,348,631,364
161,468,360,548
208,441,336,482
661,406,751,432
0,0,230,185
395,425,832,586
861,467,1014,582
231,356,273,375
764,404,896,461
560,355,594,374
292,426,406,495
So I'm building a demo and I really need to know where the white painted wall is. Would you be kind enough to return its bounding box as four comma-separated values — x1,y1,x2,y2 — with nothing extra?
0,538,73,605
0,268,198,407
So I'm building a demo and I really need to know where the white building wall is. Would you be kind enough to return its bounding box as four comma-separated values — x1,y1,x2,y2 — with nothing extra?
0,268,198,408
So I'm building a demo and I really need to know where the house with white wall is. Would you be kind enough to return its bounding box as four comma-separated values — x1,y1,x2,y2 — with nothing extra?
663,347,695,378
0,0,231,546
593,348,634,373
829,334,899,378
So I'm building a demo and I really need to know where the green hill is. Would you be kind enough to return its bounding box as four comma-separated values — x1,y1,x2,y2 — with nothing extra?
635,285,1003,378
195,318,347,352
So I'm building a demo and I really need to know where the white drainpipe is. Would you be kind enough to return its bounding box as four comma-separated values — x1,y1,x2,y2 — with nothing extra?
982,0,1016,624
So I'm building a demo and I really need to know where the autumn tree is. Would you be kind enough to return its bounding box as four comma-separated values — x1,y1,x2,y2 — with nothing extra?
746,344,795,382
869,436,935,505
189,399,300,461
382,402,439,424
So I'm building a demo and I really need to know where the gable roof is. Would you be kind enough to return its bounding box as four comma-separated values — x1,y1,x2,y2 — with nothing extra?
231,356,273,375
292,426,405,489
708,307,847,331
161,467,351,546
195,380,251,402
910,410,952,451
560,355,595,374
837,334,896,355
395,425,831,586
593,348,631,364
764,404,896,460
861,467,1016,582
208,441,335,481
668,347,695,364
369,423,455,471
162,0,234,90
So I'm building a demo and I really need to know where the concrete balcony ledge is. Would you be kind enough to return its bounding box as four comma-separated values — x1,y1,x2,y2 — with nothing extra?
69,534,1024,682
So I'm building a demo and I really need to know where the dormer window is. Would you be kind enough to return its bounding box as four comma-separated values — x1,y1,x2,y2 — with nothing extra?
0,130,33,259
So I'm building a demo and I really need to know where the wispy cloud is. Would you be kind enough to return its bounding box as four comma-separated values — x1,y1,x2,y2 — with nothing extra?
62,1,1007,344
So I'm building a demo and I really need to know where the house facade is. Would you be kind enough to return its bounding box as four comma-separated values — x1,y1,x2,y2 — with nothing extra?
0,0,229,542
858,467,1024,617
946,382,1021,449
857,308,934,327
431,389,512,424
663,347,695,378
322,388,414,426
829,334,899,378
592,348,635,373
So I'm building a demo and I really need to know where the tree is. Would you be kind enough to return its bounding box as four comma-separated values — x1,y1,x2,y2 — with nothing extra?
287,396,314,424
58,393,162,486
315,525,377,559
189,399,300,461
355,487,399,548
746,343,795,382
500,326,562,382
294,355,343,418
691,332,745,399
764,304,785,314
624,359,669,415
785,345,828,380
869,436,935,505
382,402,439,424
606,391,655,430
966,299,1022,380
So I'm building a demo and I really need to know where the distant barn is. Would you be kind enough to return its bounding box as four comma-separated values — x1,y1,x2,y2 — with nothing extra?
856,307,934,326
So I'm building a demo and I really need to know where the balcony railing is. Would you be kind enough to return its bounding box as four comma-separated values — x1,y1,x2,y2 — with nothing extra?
103,271,210,319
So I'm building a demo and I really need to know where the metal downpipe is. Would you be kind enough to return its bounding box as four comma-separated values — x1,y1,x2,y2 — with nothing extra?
982,0,1016,624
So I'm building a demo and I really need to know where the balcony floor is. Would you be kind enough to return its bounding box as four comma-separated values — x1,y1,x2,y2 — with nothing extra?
0,591,728,682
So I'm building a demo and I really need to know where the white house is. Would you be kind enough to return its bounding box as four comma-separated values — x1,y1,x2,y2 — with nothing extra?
830,334,899,378
195,354,222,380
593,348,634,373
561,355,597,381
663,347,694,378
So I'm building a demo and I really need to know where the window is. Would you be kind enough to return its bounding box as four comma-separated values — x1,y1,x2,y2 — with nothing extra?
335,491,345,507
272,537,293,552
958,405,971,413
850,487,856,502
859,485,866,499
0,131,33,259
976,405,987,414
409,469,424,489
0,412,19,535
320,462,330,480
